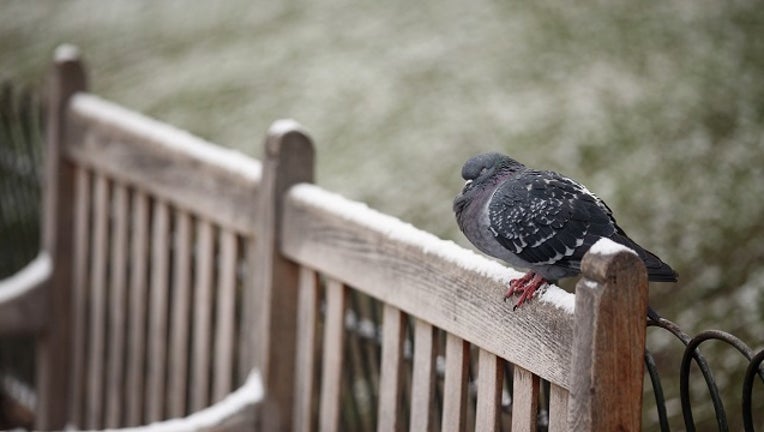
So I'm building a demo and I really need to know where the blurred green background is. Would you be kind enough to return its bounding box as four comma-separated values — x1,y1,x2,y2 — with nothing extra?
2,0,763,429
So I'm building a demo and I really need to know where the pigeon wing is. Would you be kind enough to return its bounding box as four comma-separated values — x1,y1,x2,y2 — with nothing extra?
488,170,616,268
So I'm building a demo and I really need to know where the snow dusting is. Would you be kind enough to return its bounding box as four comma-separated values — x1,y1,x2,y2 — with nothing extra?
0,253,51,303
290,184,576,313
71,94,262,181
109,370,263,432
54,43,80,62
268,118,304,136
589,237,637,256
538,285,575,313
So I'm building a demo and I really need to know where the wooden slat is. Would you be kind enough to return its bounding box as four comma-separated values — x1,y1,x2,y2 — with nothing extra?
86,173,109,429
105,183,129,428
318,279,346,432
567,243,649,431
547,383,569,432
475,349,503,432
36,44,87,430
213,229,238,401
293,266,320,432
238,236,257,382
168,210,192,418
511,366,539,432
441,333,470,432
126,191,150,426
376,304,405,432
65,93,261,235
410,319,437,432
69,167,90,427
191,220,215,411
281,184,574,387
146,200,171,422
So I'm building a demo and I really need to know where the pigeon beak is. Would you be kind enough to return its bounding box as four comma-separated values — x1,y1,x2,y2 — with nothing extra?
461,179,473,194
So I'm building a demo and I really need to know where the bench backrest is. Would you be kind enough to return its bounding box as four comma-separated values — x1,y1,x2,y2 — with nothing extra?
36,47,650,431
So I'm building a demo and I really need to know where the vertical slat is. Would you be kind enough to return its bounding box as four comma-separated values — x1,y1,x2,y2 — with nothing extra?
191,220,215,411
145,200,170,422
410,319,437,432
376,304,405,432
126,191,149,426
36,44,87,431
442,333,470,432
511,366,539,432
238,236,256,382
69,167,90,427
105,183,129,428
213,229,238,401
293,266,320,432
253,120,314,432
318,279,346,432
168,210,192,418
475,349,503,432
86,173,109,429
547,383,569,432
567,243,649,431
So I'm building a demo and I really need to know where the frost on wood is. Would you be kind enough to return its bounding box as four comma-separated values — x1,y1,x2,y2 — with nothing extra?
589,237,637,257
106,371,263,432
289,183,576,313
71,93,262,181
268,118,305,137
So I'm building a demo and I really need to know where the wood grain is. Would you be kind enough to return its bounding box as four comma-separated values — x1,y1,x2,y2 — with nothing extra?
567,247,648,431
376,304,405,432
213,229,238,401
191,220,215,411
547,383,569,432
168,210,192,418
441,333,469,432
293,266,320,432
318,279,346,432
281,183,574,387
511,366,539,432
410,319,437,432
65,93,261,236
105,182,129,428
475,349,503,432
146,199,170,422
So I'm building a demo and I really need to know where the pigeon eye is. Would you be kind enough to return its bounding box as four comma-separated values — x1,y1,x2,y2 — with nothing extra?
480,167,488,176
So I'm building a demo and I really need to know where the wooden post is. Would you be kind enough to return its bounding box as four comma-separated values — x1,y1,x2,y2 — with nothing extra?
252,119,314,432
35,44,87,430
567,239,649,431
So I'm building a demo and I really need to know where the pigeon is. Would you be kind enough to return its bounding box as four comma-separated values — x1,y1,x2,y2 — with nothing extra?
453,152,677,311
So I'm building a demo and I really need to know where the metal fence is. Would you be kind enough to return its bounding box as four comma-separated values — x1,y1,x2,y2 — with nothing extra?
0,80,762,430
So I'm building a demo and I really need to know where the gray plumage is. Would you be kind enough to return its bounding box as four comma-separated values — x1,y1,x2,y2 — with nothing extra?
453,153,677,296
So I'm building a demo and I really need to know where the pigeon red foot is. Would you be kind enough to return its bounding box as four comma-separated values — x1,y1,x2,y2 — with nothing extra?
504,272,547,311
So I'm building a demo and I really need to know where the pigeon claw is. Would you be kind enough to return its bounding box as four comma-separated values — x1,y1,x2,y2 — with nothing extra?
504,272,547,311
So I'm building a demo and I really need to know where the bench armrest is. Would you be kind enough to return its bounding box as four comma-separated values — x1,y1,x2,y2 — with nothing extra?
0,253,51,336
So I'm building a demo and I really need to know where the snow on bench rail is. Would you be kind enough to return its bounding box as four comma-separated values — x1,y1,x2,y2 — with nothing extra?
78,370,263,432
590,237,637,257
70,93,262,181
289,183,575,313
0,253,51,303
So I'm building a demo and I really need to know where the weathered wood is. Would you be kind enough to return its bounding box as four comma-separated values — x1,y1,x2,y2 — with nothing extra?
511,366,539,432
410,319,437,432
318,279,346,432
146,200,170,423
126,190,150,426
36,43,87,431
567,241,648,432
441,333,469,432
293,266,320,432
281,183,574,387
192,220,215,411
475,349,503,432
168,210,192,418
547,383,568,432
376,304,405,432
105,182,129,428
65,93,261,235
86,173,109,429
69,166,91,427
0,253,50,336
213,229,238,401
252,120,315,432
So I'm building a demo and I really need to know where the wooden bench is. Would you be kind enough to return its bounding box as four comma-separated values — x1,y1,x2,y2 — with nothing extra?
0,46,650,431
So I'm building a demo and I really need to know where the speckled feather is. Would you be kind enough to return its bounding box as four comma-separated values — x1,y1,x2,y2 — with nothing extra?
454,153,677,283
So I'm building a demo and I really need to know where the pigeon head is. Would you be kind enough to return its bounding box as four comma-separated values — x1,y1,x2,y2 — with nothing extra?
453,153,525,217
459,153,525,195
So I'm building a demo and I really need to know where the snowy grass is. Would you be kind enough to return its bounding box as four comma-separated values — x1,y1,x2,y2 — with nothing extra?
2,1,763,429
